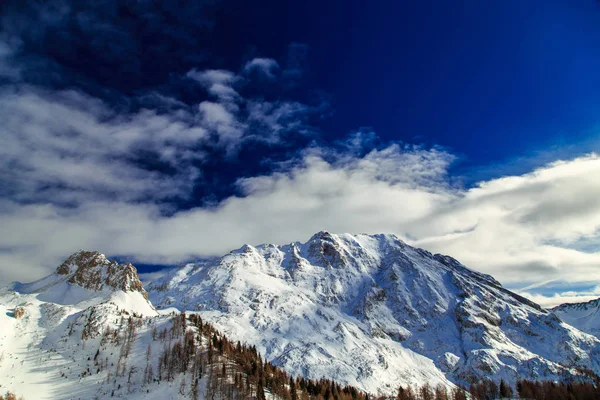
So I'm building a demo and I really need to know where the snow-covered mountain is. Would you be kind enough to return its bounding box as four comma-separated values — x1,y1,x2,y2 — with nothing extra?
0,251,163,399
0,249,337,400
2,236,600,399
552,298,600,338
147,231,600,394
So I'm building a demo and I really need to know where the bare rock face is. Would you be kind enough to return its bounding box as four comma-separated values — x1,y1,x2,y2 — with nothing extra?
306,231,348,268
14,306,25,319
56,250,147,298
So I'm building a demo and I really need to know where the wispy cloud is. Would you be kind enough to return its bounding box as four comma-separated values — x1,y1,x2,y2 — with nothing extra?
518,286,600,308
186,69,240,102
0,86,204,204
3,117,600,299
244,58,279,79
0,40,328,283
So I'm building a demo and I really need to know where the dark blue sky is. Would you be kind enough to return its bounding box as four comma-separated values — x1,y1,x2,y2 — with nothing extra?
279,0,600,173
5,0,600,191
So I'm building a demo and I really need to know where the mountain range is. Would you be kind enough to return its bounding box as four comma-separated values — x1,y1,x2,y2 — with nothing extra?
1,232,599,399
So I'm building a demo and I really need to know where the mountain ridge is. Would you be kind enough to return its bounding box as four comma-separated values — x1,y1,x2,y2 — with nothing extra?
2,233,600,398
552,297,600,338
147,231,600,394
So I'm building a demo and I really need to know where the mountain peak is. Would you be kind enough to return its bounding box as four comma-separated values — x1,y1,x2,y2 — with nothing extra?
56,250,146,297
553,297,600,312
148,231,599,392
56,250,107,275
308,230,336,242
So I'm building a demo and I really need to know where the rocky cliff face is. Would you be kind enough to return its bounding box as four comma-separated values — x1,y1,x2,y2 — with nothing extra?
148,231,600,394
56,250,147,298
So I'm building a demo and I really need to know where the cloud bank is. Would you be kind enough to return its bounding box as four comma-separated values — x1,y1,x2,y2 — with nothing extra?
2,86,600,308
1,2,599,308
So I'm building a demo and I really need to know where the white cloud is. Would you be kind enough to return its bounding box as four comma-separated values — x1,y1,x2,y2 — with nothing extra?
406,154,600,286
0,59,321,203
0,60,325,283
186,69,240,102
0,87,204,204
0,144,453,283
2,48,600,309
185,66,319,150
3,130,600,305
198,100,243,147
243,58,279,78
518,286,600,308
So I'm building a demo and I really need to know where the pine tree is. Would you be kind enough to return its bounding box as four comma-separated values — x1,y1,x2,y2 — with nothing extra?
257,372,267,400
450,386,467,400
434,384,448,400
180,377,187,396
291,376,298,400
146,343,152,362
191,378,200,400
499,379,512,398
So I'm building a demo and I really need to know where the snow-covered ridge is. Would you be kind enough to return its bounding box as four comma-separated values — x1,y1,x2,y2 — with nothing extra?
2,236,600,399
552,298,600,337
147,231,600,394
553,297,600,312
0,251,160,399
12,249,148,301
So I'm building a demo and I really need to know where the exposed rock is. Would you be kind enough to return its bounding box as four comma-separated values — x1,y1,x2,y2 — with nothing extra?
56,250,147,299
14,306,25,319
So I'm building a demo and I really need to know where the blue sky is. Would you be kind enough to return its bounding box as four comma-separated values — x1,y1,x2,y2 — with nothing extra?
1,0,600,306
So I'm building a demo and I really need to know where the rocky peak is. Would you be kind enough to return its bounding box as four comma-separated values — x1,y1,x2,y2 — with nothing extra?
56,250,147,298
306,231,348,268
551,297,600,337
56,250,108,275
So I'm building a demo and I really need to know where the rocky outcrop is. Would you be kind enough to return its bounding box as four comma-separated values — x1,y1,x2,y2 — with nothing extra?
57,250,147,299
13,306,25,319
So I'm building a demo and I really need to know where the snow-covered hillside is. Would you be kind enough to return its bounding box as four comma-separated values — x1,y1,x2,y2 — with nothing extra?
0,251,191,399
2,237,600,399
552,298,600,338
148,232,600,395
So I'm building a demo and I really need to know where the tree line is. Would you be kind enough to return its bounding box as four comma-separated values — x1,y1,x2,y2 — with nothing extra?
394,378,600,400
144,313,600,400
148,312,370,400
77,308,600,400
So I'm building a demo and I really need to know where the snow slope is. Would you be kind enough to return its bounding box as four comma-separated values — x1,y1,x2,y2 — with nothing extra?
3,237,600,399
148,232,600,395
553,298,600,338
0,251,186,399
